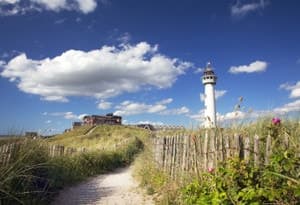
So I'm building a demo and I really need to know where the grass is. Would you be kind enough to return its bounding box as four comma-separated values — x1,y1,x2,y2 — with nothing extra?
47,125,149,150
0,125,150,204
135,118,300,205
0,136,26,146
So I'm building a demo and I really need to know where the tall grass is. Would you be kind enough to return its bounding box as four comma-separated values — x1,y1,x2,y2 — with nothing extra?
0,126,147,204
47,125,149,150
136,118,300,204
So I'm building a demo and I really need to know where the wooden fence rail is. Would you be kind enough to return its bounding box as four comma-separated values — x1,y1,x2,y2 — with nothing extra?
152,131,295,179
0,138,130,166
0,143,88,166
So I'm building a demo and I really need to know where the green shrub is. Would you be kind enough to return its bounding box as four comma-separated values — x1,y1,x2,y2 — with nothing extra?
182,151,300,205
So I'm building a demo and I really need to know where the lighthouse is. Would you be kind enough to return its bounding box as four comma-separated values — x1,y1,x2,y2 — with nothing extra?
202,62,217,128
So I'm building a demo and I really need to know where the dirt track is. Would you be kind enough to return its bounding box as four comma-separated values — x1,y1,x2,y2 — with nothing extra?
52,166,154,205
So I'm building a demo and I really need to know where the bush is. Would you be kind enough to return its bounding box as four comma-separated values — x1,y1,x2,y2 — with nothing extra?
182,151,300,205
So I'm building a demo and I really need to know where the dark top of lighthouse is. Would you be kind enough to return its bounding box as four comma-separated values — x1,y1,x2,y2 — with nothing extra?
202,62,217,85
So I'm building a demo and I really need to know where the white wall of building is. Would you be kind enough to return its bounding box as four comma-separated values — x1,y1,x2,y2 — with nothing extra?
204,83,216,128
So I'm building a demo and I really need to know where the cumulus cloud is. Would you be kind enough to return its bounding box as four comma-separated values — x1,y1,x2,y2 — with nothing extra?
194,67,204,74
280,81,300,99
114,98,189,116
1,42,191,102
273,99,300,115
134,121,164,126
98,100,112,110
190,96,300,125
218,110,247,122
0,0,98,15
114,98,172,116
45,111,87,120
231,0,267,17
189,109,205,121
229,60,268,74
160,106,190,115
200,89,227,102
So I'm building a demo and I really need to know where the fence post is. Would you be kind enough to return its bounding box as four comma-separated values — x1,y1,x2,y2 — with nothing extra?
224,135,230,160
162,137,167,168
203,131,209,170
181,135,187,171
265,135,272,165
208,130,215,170
244,136,250,163
254,135,260,167
233,134,240,158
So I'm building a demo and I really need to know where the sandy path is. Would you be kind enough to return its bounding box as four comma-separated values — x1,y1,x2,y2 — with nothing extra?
52,167,154,205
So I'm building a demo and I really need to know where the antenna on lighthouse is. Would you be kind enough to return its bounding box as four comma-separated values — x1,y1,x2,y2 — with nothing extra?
202,62,217,128
206,62,212,70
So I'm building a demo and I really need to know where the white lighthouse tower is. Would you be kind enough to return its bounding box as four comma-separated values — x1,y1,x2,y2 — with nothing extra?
202,62,217,128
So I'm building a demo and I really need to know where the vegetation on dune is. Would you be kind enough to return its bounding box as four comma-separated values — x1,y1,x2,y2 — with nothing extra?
0,136,26,146
0,126,149,204
47,125,149,150
136,118,300,205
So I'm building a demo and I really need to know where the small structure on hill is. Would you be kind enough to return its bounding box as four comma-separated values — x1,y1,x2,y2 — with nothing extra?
25,131,39,138
83,113,122,126
25,131,38,137
136,124,155,131
72,122,82,129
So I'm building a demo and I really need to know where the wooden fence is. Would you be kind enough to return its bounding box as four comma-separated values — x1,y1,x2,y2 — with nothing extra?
0,142,88,166
152,131,295,179
0,138,131,166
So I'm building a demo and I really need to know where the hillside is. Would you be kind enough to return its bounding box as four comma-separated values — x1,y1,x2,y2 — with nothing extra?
47,125,151,150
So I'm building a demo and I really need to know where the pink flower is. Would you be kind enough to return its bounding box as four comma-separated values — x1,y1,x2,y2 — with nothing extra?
208,167,214,173
272,117,281,125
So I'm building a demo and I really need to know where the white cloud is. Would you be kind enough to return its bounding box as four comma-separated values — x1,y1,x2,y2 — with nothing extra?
135,121,164,126
41,96,69,102
1,42,191,102
114,98,189,116
45,120,51,124
273,99,300,115
229,60,268,74
75,0,97,14
231,0,267,17
189,109,205,122
200,89,227,102
114,99,170,116
98,100,112,110
0,0,20,3
218,110,247,122
0,0,98,15
161,106,190,115
54,18,66,24
157,98,173,105
78,113,88,120
297,59,300,64
280,81,300,99
216,90,227,99
194,67,204,74
45,111,87,120
118,32,131,44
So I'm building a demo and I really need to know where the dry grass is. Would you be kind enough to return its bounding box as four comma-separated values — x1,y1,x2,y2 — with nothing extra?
47,125,150,150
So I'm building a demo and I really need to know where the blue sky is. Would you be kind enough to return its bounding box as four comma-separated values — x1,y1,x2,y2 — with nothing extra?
0,0,300,134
